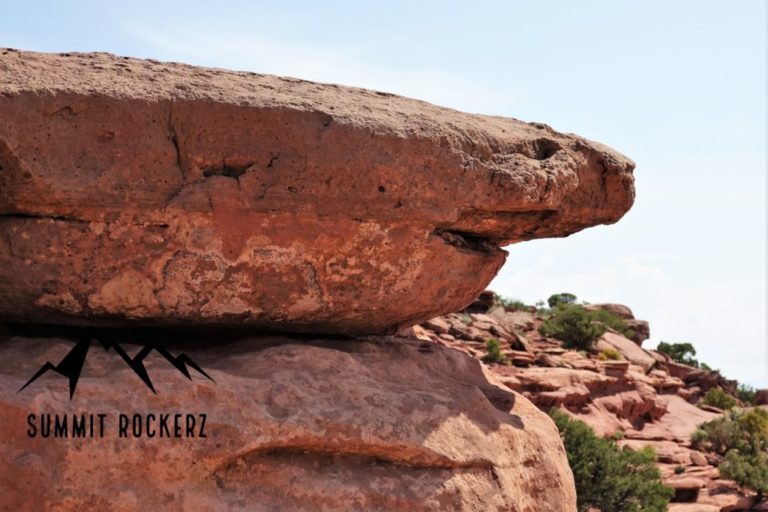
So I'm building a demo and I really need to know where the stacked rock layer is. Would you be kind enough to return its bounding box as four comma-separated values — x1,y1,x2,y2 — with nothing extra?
0,49,634,333
0,49,636,511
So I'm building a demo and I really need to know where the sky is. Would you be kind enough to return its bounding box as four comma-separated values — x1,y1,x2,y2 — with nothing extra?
2,1,766,385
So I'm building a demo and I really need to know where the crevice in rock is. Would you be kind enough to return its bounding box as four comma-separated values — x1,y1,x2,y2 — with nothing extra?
0,211,89,224
170,131,182,171
221,443,494,472
202,164,252,179
671,487,700,503
432,228,500,255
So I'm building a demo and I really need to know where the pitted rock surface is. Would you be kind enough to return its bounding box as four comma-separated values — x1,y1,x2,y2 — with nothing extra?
0,333,576,512
0,49,635,332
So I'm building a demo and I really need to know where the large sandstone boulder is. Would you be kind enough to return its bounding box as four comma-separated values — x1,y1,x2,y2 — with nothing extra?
0,332,576,512
584,303,635,320
0,49,635,333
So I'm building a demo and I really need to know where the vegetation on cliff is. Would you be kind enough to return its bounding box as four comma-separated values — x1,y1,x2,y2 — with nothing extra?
550,409,673,512
656,341,699,367
700,387,738,410
691,408,768,498
537,293,633,350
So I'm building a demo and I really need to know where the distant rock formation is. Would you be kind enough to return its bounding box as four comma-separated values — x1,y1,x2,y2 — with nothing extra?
0,49,634,333
416,296,757,511
585,303,650,344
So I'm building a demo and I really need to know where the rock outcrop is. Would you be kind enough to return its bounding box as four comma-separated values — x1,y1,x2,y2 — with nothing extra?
0,332,576,512
416,297,760,511
585,303,650,344
0,49,635,333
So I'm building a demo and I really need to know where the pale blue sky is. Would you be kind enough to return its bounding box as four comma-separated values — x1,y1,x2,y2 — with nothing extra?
2,1,766,385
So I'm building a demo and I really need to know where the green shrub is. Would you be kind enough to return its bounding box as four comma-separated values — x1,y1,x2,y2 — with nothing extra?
691,408,768,456
656,341,699,367
736,384,757,405
588,308,636,339
550,409,673,512
483,338,508,365
598,348,622,361
534,300,549,316
540,304,606,351
493,294,529,312
700,388,737,410
692,408,768,498
674,465,685,475
720,451,768,499
548,292,578,308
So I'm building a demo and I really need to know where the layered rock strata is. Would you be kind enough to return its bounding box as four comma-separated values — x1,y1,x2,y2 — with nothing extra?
0,49,634,333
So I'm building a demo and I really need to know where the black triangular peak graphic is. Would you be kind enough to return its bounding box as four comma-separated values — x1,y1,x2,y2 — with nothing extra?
18,334,92,399
18,335,214,398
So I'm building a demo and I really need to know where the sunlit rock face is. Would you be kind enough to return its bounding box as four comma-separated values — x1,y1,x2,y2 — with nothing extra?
0,334,577,512
0,49,634,333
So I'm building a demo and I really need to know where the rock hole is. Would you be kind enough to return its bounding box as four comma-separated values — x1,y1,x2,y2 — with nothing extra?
202,164,252,179
530,139,561,160
432,228,498,255
378,185,386,193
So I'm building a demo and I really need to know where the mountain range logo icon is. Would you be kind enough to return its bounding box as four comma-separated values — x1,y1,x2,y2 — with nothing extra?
18,333,214,399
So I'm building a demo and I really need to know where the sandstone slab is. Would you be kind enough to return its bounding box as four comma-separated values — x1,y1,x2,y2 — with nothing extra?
0,332,576,511
0,49,635,332
596,331,656,371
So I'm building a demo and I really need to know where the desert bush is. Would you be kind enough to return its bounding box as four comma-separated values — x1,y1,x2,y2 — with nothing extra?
598,348,622,361
550,409,673,512
540,304,606,351
656,341,699,367
691,408,768,456
547,292,578,308
691,408,768,498
674,465,685,474
483,338,508,365
493,294,529,312
700,388,737,410
720,451,768,499
736,384,757,405
588,308,635,339
534,300,549,316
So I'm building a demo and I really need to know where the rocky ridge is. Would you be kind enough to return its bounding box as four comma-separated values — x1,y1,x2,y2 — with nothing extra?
414,293,758,511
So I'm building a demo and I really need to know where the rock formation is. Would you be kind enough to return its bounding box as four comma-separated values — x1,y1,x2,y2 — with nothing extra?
415,296,759,511
0,49,647,511
0,48,634,333
0,333,576,511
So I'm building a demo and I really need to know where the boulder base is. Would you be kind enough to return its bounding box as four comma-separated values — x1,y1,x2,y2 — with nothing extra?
0,332,577,512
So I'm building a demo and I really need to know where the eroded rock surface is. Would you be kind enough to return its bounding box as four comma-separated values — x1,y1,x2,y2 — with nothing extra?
0,332,576,512
0,49,635,332
416,297,759,510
